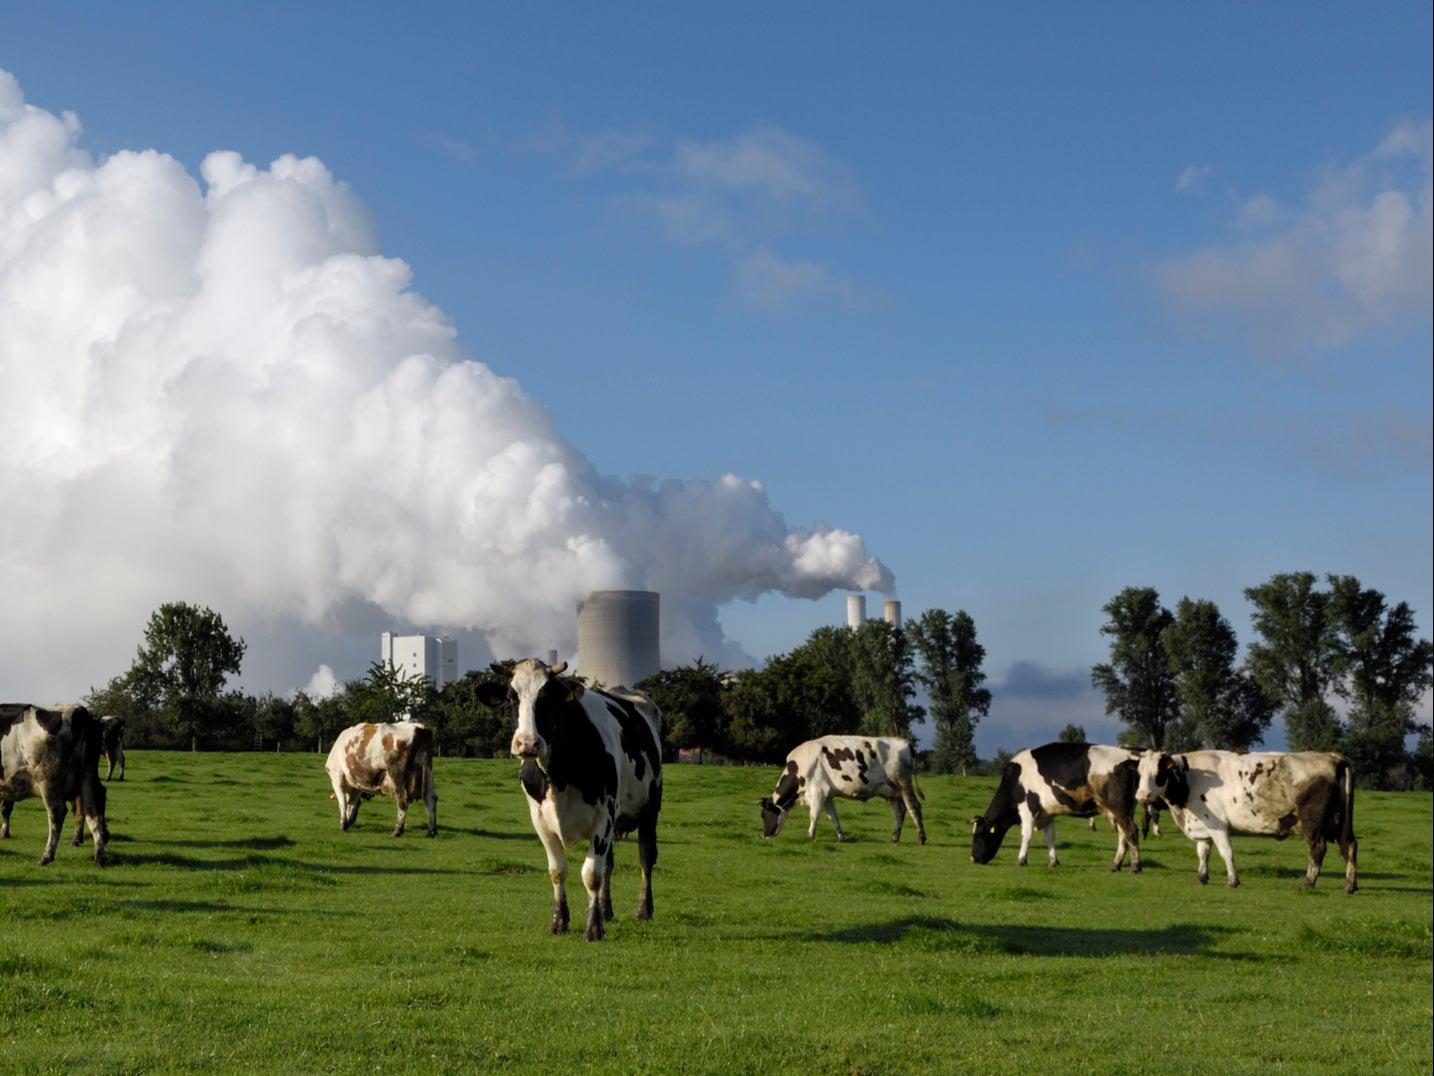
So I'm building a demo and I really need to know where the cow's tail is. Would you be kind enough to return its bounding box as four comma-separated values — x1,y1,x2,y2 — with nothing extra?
406,726,435,802
1339,755,1354,851
912,772,925,801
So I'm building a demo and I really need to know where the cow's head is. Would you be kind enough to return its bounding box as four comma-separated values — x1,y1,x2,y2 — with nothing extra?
968,815,1011,864
476,659,584,763
759,762,802,837
1136,750,1188,807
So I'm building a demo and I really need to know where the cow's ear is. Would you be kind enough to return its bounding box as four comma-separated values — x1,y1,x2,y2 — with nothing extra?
564,681,585,703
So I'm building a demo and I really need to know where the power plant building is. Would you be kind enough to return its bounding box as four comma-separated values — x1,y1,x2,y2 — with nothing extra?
379,632,458,690
577,590,660,689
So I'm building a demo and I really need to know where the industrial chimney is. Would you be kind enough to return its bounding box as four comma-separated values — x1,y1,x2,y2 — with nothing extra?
847,594,867,629
576,590,660,689
883,599,902,627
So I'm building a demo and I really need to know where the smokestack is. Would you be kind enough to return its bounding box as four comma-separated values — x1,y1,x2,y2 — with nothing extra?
883,600,902,627
847,594,867,629
577,590,660,689
547,649,559,667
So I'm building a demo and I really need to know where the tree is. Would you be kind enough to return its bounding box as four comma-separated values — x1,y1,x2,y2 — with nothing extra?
1244,572,1341,750
1057,724,1087,743
720,669,785,763
434,665,514,758
1090,587,1181,749
761,628,862,744
294,688,351,753
127,602,247,751
910,609,990,775
1328,576,1434,786
848,619,922,738
1164,597,1273,751
253,693,299,751
637,658,727,760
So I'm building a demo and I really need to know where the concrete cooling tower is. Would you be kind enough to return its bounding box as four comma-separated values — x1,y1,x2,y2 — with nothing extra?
576,590,660,689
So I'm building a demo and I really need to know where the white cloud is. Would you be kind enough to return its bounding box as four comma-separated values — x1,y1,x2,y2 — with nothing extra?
1175,164,1214,193
735,247,858,312
1157,119,1432,353
0,69,892,701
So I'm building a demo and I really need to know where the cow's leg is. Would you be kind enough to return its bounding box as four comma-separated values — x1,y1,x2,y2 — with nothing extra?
79,782,107,867
889,796,907,843
530,807,570,934
1339,832,1358,895
581,820,614,941
1042,820,1059,867
904,787,926,845
114,749,125,781
1299,832,1327,891
391,792,409,838
71,795,85,846
1193,838,1212,884
1,799,12,839
38,792,66,866
1208,830,1239,888
823,797,845,841
422,767,437,838
635,811,657,922
1015,815,1035,866
599,844,616,921
1111,816,1140,873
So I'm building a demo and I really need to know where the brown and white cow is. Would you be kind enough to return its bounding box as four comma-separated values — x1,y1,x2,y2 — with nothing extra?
1135,749,1357,893
969,742,1142,872
478,659,663,942
0,704,108,866
759,736,925,844
324,722,437,837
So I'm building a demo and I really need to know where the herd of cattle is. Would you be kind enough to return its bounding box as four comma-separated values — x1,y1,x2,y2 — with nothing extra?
2,659,1359,940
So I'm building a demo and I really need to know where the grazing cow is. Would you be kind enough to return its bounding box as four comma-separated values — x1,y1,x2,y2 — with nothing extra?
100,715,126,781
1135,750,1357,893
759,736,925,844
969,742,1142,872
324,722,437,837
0,704,108,866
478,659,662,942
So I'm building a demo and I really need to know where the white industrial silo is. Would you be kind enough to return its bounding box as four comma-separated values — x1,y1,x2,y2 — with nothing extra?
847,594,867,629
577,590,660,689
883,599,902,627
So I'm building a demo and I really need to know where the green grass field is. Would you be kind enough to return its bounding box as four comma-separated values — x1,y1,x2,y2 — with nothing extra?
2,751,1430,1074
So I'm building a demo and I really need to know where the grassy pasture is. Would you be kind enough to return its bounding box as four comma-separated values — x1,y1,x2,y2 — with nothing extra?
1,750,1430,1074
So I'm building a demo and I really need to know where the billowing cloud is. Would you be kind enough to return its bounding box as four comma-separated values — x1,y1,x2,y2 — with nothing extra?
0,70,891,700
1158,119,1433,353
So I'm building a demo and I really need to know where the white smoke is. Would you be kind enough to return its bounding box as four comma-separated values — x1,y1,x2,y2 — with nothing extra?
0,70,892,699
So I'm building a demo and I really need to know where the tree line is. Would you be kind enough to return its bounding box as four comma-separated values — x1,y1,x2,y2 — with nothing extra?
81,571,1432,790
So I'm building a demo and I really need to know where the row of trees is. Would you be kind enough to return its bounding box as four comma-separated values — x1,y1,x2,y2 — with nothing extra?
85,572,1432,789
1092,573,1433,788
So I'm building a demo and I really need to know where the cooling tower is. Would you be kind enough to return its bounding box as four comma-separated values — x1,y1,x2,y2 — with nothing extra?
577,590,660,689
883,600,902,626
847,594,867,629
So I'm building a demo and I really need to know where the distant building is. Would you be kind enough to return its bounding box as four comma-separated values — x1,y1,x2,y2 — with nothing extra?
379,632,458,690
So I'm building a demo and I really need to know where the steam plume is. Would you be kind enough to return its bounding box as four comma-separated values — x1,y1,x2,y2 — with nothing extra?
0,70,892,698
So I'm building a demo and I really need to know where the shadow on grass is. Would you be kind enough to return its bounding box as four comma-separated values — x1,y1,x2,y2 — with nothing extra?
108,849,463,875
797,915,1236,957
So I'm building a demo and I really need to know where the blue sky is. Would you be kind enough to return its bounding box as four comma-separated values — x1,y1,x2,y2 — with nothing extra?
2,5,1429,754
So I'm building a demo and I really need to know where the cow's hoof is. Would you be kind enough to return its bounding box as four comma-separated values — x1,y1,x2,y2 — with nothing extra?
1130,864,1142,874
1344,883,1358,895
1227,880,1239,889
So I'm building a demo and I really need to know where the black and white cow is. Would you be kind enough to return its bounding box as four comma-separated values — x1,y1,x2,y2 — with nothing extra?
0,704,108,866
324,722,438,837
759,736,925,844
969,742,1142,872
100,715,126,781
1135,749,1357,893
479,659,663,942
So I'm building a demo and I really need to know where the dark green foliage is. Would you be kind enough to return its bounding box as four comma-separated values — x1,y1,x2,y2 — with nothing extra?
638,657,727,759
126,601,247,751
1090,587,1181,749
1244,572,1343,750
1165,597,1274,751
910,609,990,774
